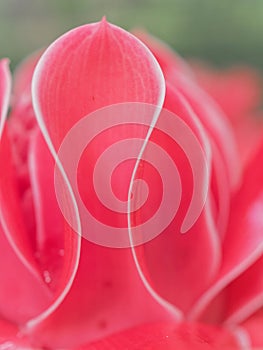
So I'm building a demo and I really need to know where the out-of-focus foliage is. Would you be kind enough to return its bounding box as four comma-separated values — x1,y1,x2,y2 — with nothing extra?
0,0,262,70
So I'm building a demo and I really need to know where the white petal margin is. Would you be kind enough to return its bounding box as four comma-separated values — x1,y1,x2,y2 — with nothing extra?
0,59,52,292
125,50,184,320
126,26,184,322
0,59,11,139
231,326,252,350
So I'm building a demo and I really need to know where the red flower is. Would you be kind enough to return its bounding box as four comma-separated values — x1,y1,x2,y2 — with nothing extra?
0,19,263,349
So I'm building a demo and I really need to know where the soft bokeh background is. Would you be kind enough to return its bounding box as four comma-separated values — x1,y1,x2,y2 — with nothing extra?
0,0,262,71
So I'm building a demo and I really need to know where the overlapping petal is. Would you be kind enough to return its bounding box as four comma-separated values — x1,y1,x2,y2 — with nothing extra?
0,211,52,323
1,51,82,331
32,18,165,149
135,31,263,333
242,310,263,348
0,18,262,350
12,51,42,110
0,60,54,323
134,31,241,192
26,239,174,348
215,255,263,326
189,137,263,322
7,52,42,244
0,319,30,349
0,131,53,324
25,129,81,301
191,63,262,122
131,83,221,315
192,63,263,164
74,322,240,350
23,19,178,348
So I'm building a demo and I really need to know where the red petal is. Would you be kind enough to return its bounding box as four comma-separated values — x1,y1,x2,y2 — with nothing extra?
24,21,170,345
0,319,33,349
0,59,53,323
28,129,65,269
173,75,240,191
195,256,263,326
0,129,39,273
133,30,193,78
191,63,262,122
242,310,263,348
74,322,240,350
0,219,52,323
3,48,81,327
32,19,165,150
12,51,42,110
25,239,173,349
233,113,263,166
0,319,19,342
213,256,263,325
129,84,221,315
136,32,240,192
192,63,263,166
189,138,263,321
8,51,41,145
22,129,81,328
135,32,241,247
222,135,263,263
7,53,42,243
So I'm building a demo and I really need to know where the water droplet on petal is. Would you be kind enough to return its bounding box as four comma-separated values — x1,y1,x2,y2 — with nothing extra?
58,249,65,257
43,270,51,284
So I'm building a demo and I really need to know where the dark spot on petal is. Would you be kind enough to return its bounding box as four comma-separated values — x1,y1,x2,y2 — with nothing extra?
98,319,107,329
103,280,113,288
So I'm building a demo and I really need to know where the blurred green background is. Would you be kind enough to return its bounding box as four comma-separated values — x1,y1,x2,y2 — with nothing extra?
0,0,262,71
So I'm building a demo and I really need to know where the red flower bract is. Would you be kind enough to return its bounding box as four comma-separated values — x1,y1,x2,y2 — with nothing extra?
0,19,263,349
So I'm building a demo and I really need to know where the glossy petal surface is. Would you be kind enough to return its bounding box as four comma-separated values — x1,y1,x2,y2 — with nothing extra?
75,322,240,350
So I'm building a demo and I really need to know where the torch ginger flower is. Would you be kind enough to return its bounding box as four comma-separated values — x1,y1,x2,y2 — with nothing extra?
0,19,263,349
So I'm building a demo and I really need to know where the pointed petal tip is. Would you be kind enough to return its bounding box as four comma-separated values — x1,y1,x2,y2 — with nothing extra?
97,15,111,33
101,15,107,23
0,58,11,74
0,58,10,66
